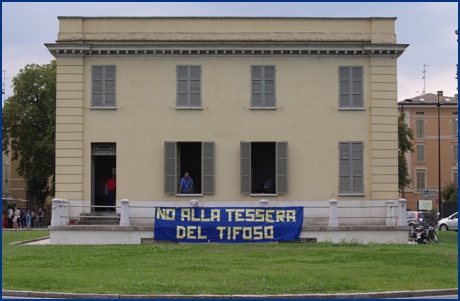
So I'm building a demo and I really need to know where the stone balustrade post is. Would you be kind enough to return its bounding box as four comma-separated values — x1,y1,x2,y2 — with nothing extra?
386,200,396,226
328,199,339,227
119,199,130,227
259,199,268,207
51,198,66,226
397,198,408,226
190,199,199,207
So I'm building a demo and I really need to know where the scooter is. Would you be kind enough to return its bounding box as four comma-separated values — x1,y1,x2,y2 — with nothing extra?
415,222,438,244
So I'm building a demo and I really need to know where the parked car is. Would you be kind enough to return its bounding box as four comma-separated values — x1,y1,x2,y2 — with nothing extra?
437,212,458,231
406,211,433,229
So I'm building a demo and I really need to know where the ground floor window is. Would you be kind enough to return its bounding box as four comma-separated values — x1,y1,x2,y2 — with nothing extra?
240,142,288,195
338,142,363,195
415,169,426,191
164,141,214,195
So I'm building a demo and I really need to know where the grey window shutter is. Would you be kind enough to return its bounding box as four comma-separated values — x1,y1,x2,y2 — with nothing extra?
352,143,363,193
164,142,177,194
416,172,425,190
416,145,424,162
352,67,363,107
177,66,188,107
240,142,251,194
190,66,201,107
104,66,116,107
251,66,263,107
339,143,351,194
339,67,351,108
202,142,215,194
416,120,425,137
264,66,276,107
453,120,458,137
92,66,103,107
276,142,288,194
454,145,458,163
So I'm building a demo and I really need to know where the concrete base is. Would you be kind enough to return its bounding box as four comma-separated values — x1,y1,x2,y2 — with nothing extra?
49,225,410,245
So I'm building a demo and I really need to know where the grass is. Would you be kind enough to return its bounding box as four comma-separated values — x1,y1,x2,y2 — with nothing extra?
2,230,458,295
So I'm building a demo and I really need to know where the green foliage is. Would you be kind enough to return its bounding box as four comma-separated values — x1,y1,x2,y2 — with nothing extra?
441,181,458,203
2,61,56,205
2,231,458,295
398,112,415,192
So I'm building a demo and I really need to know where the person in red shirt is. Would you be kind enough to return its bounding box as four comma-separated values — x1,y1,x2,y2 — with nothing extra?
105,175,116,211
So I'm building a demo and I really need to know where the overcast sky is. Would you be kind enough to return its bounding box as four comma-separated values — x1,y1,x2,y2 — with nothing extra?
2,2,458,103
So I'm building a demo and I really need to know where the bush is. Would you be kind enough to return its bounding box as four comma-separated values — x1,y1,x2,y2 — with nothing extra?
441,181,458,203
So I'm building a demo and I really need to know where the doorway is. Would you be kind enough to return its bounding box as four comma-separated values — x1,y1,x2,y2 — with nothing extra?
91,143,116,212
177,142,202,194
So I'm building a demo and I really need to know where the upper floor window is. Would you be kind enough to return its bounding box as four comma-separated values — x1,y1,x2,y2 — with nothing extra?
453,119,458,138
177,66,202,108
339,142,364,195
251,66,276,109
416,144,425,163
92,66,116,108
454,144,458,163
415,120,425,137
339,66,363,109
415,169,426,191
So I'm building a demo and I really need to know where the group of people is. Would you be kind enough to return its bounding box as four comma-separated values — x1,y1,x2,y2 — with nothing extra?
2,207,45,229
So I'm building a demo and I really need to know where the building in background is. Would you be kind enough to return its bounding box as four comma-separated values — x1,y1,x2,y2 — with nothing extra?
398,93,458,211
45,17,408,224
2,147,27,200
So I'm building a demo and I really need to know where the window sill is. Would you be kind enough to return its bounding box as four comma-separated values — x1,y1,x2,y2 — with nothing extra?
90,107,117,110
337,107,365,111
175,107,203,110
250,194,278,197
175,194,203,197
337,193,365,197
250,107,277,110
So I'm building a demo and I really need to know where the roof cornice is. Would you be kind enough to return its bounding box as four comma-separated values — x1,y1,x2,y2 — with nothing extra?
45,43,409,59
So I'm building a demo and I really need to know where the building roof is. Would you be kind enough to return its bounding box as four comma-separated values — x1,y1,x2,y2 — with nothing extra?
398,93,458,105
57,16,397,20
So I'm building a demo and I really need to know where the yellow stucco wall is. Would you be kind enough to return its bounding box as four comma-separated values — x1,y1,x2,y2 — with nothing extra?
49,17,405,204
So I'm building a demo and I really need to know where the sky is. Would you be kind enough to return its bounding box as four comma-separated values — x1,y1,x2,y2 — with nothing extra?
1,2,458,103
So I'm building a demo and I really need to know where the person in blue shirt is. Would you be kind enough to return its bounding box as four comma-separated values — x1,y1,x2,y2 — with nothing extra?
180,172,194,194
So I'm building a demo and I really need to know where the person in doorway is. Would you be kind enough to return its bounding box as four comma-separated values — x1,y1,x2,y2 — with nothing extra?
37,208,44,228
105,175,116,211
179,172,194,194
263,180,274,193
103,177,109,208
268,182,276,194
256,182,265,193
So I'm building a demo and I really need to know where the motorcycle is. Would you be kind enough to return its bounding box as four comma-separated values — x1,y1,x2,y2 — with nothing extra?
415,222,438,244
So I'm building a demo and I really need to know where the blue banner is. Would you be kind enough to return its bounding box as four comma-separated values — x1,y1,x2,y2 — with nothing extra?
154,207,304,243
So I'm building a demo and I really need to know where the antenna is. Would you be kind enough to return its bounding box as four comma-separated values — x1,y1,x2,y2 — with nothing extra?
2,70,6,104
422,64,430,95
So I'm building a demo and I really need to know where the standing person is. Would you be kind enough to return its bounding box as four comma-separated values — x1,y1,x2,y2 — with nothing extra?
7,207,13,228
13,207,21,229
103,177,109,209
21,209,26,229
37,208,44,228
25,210,31,229
105,175,116,211
2,211,7,228
179,172,194,194
30,210,35,228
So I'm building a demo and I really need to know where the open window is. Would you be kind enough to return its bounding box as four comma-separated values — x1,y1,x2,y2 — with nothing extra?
164,142,214,195
241,142,288,195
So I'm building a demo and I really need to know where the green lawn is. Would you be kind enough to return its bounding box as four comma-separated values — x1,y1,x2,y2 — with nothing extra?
2,230,458,295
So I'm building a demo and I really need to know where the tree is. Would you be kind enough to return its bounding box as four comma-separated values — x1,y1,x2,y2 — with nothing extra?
441,181,458,203
2,60,56,206
398,112,414,193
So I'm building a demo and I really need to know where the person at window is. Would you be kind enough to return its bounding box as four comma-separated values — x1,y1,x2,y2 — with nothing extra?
268,182,276,194
256,182,265,193
105,175,116,211
264,180,274,193
180,172,194,194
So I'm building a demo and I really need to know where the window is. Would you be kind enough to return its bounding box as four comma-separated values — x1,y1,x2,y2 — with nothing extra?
164,142,214,195
453,170,458,184
453,119,458,137
416,120,425,137
240,142,287,195
251,66,276,108
339,66,363,109
454,144,458,163
92,66,116,108
415,112,425,115
339,142,364,195
416,144,425,163
415,170,426,191
177,66,201,108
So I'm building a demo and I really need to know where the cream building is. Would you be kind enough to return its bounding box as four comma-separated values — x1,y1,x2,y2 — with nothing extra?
45,17,408,224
